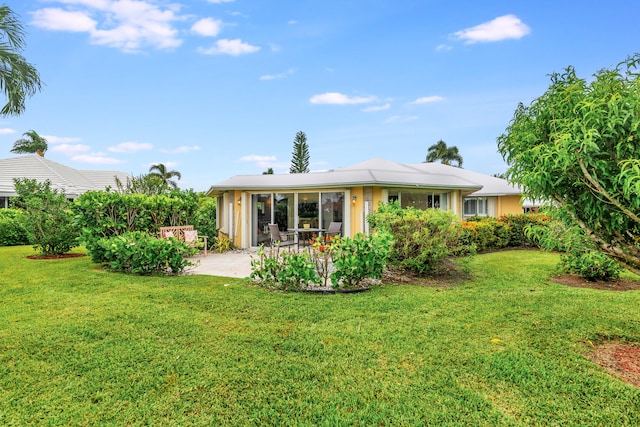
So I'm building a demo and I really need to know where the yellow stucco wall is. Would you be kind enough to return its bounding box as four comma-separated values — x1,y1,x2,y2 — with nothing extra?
496,195,523,216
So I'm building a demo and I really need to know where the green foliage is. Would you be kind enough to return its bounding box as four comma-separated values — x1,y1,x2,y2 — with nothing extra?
94,231,196,275
499,213,552,247
13,178,79,255
525,208,622,280
368,202,468,274
148,163,182,190
0,5,42,116
74,189,200,239
0,208,28,246
425,139,463,167
193,196,217,250
560,251,622,281
11,129,47,156
497,54,640,274
330,232,392,289
460,218,510,252
289,130,310,173
251,233,392,290
251,245,319,290
74,189,213,266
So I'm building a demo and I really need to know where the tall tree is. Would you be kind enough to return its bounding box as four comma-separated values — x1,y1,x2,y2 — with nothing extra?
0,5,42,116
11,129,47,156
290,131,310,173
148,163,182,190
425,140,463,167
497,55,640,275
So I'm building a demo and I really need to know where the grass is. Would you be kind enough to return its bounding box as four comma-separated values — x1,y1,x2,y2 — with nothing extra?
1,245,639,426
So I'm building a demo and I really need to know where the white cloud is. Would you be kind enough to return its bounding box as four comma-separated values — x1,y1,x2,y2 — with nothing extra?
452,14,531,44
108,141,153,153
148,161,178,168
0,128,17,135
31,8,97,32
43,135,82,144
30,1,184,52
288,20,297,25
208,0,235,3
161,145,200,154
362,103,391,112
310,92,376,105
384,115,419,124
260,68,296,81
72,153,124,165
240,154,287,169
197,38,260,55
191,18,223,37
50,144,91,154
436,44,452,52
410,96,445,105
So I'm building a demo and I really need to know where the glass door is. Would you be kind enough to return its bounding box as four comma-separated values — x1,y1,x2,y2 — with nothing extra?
251,193,271,246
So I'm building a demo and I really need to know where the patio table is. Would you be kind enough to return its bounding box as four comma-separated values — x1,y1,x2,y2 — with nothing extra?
288,227,325,248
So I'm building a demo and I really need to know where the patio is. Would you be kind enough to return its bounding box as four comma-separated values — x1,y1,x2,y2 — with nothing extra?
186,250,254,278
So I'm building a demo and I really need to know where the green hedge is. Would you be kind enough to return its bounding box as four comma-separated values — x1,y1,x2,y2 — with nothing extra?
94,231,196,275
0,209,29,246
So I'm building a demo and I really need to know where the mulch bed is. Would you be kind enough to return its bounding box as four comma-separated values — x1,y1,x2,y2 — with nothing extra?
27,253,86,260
550,274,640,291
590,342,640,388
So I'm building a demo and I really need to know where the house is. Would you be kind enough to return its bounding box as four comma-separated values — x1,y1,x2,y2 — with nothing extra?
0,155,131,207
206,158,528,249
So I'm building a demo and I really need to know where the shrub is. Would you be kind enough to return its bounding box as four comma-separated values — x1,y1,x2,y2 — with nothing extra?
0,209,29,246
251,245,319,291
499,213,551,247
368,202,468,275
525,208,621,281
13,178,79,255
460,219,510,252
94,231,196,275
560,250,622,281
329,232,392,289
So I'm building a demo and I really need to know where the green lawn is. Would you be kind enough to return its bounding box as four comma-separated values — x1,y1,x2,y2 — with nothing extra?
1,246,639,426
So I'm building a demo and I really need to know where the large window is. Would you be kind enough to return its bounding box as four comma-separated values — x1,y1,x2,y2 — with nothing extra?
463,197,488,216
250,191,344,246
388,190,448,210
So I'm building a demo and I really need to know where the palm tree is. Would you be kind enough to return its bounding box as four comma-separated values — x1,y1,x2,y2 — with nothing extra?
0,5,42,116
11,130,48,156
425,140,463,168
148,163,182,189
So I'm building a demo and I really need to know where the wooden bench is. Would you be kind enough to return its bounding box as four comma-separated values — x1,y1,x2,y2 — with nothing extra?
159,225,208,256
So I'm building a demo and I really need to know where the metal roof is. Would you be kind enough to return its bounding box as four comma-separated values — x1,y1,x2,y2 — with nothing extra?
0,155,131,198
205,158,512,195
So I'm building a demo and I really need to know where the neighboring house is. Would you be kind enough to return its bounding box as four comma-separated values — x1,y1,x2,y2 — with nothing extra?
0,155,131,208
206,158,531,249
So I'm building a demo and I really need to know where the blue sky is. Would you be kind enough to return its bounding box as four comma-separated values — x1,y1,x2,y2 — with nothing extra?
2,0,640,191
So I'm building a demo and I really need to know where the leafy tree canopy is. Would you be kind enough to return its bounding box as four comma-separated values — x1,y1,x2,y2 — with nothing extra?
425,140,463,167
0,5,42,116
497,54,640,275
290,131,310,173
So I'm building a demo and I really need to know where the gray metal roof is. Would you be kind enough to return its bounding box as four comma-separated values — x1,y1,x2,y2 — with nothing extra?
0,155,131,198
206,158,502,195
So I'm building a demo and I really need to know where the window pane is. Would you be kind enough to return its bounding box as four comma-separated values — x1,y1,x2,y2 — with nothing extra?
275,193,294,230
298,192,319,228
320,192,344,231
463,198,476,216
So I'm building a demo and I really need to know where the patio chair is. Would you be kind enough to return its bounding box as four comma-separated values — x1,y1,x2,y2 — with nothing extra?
323,221,342,242
268,224,296,249
184,229,208,256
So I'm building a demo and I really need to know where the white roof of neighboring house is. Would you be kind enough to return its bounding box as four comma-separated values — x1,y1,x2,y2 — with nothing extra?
207,157,519,195
0,155,131,198
406,162,522,197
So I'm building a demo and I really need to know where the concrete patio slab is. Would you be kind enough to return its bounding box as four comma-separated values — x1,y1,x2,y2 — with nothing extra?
185,250,255,278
